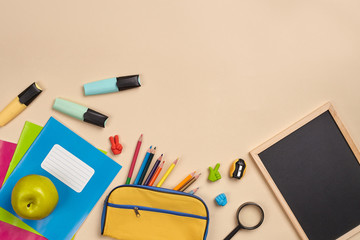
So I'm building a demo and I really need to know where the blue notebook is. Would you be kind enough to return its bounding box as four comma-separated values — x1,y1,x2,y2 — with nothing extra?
0,117,122,240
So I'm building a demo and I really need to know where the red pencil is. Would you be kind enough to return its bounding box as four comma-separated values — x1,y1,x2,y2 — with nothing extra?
126,134,143,184
148,161,165,186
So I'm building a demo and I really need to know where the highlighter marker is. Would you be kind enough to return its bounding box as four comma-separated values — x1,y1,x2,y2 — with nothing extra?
0,82,42,127
53,98,108,128
83,74,140,96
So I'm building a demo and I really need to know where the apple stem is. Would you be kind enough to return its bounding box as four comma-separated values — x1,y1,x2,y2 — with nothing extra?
27,203,31,208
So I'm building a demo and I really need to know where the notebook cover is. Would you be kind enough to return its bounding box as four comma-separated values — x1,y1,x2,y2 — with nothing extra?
0,140,17,187
2,121,42,186
0,117,121,240
3,121,106,186
0,207,41,236
0,220,47,240
1,121,106,239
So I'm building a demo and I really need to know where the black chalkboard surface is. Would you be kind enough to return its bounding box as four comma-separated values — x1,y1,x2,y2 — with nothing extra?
251,103,360,240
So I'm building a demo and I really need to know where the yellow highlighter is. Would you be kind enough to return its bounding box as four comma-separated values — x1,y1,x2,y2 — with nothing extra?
0,82,42,127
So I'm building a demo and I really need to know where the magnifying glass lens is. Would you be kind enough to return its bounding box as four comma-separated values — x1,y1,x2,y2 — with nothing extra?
224,202,264,240
237,203,264,229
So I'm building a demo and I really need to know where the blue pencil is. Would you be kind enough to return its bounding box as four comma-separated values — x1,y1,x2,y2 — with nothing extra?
143,154,163,186
188,187,199,195
138,147,156,185
133,146,152,185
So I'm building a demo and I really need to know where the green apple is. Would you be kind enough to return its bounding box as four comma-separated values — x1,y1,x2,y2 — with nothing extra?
11,174,59,220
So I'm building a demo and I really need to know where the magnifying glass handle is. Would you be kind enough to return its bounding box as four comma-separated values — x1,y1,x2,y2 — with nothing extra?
224,225,242,240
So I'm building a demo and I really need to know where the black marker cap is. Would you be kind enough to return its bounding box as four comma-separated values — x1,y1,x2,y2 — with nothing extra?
116,75,141,91
83,108,108,128
18,82,42,106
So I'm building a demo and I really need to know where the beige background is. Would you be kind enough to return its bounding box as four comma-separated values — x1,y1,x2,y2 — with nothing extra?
1,1,360,239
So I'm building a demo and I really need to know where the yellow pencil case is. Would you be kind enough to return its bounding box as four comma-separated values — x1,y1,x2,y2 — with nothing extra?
101,185,209,240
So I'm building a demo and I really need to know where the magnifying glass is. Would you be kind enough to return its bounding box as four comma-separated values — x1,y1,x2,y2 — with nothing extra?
224,202,265,240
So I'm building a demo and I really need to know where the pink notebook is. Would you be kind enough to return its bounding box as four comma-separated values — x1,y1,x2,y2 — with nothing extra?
0,140,16,187
0,221,47,240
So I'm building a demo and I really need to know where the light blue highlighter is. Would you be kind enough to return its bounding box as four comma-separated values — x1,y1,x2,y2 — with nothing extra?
84,75,140,96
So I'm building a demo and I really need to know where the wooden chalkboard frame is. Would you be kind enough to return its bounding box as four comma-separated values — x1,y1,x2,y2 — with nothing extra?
250,102,360,240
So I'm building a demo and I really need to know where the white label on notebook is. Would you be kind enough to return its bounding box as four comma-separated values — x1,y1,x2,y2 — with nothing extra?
41,144,95,193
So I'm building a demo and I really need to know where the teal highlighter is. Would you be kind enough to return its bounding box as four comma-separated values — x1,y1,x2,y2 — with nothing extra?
53,98,108,128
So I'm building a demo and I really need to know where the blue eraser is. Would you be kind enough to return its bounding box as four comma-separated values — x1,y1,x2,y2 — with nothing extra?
215,193,227,206
84,77,118,96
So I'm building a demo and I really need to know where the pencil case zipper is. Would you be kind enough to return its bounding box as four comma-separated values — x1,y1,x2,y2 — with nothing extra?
107,203,208,220
101,185,210,238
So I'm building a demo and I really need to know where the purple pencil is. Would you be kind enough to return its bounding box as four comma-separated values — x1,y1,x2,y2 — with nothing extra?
143,154,163,186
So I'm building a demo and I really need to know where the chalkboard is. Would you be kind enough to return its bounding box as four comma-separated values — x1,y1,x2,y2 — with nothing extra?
250,103,360,240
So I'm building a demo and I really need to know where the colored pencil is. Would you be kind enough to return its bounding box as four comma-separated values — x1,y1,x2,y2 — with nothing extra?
138,147,156,185
173,171,196,191
179,173,201,192
148,161,165,186
143,154,163,186
133,146,152,185
156,158,179,187
126,134,143,184
188,187,199,195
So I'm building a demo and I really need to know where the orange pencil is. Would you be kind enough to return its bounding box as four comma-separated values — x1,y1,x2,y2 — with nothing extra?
148,161,165,186
173,171,196,191
179,173,201,192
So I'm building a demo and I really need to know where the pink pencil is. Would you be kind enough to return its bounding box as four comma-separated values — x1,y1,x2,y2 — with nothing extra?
126,134,143,184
